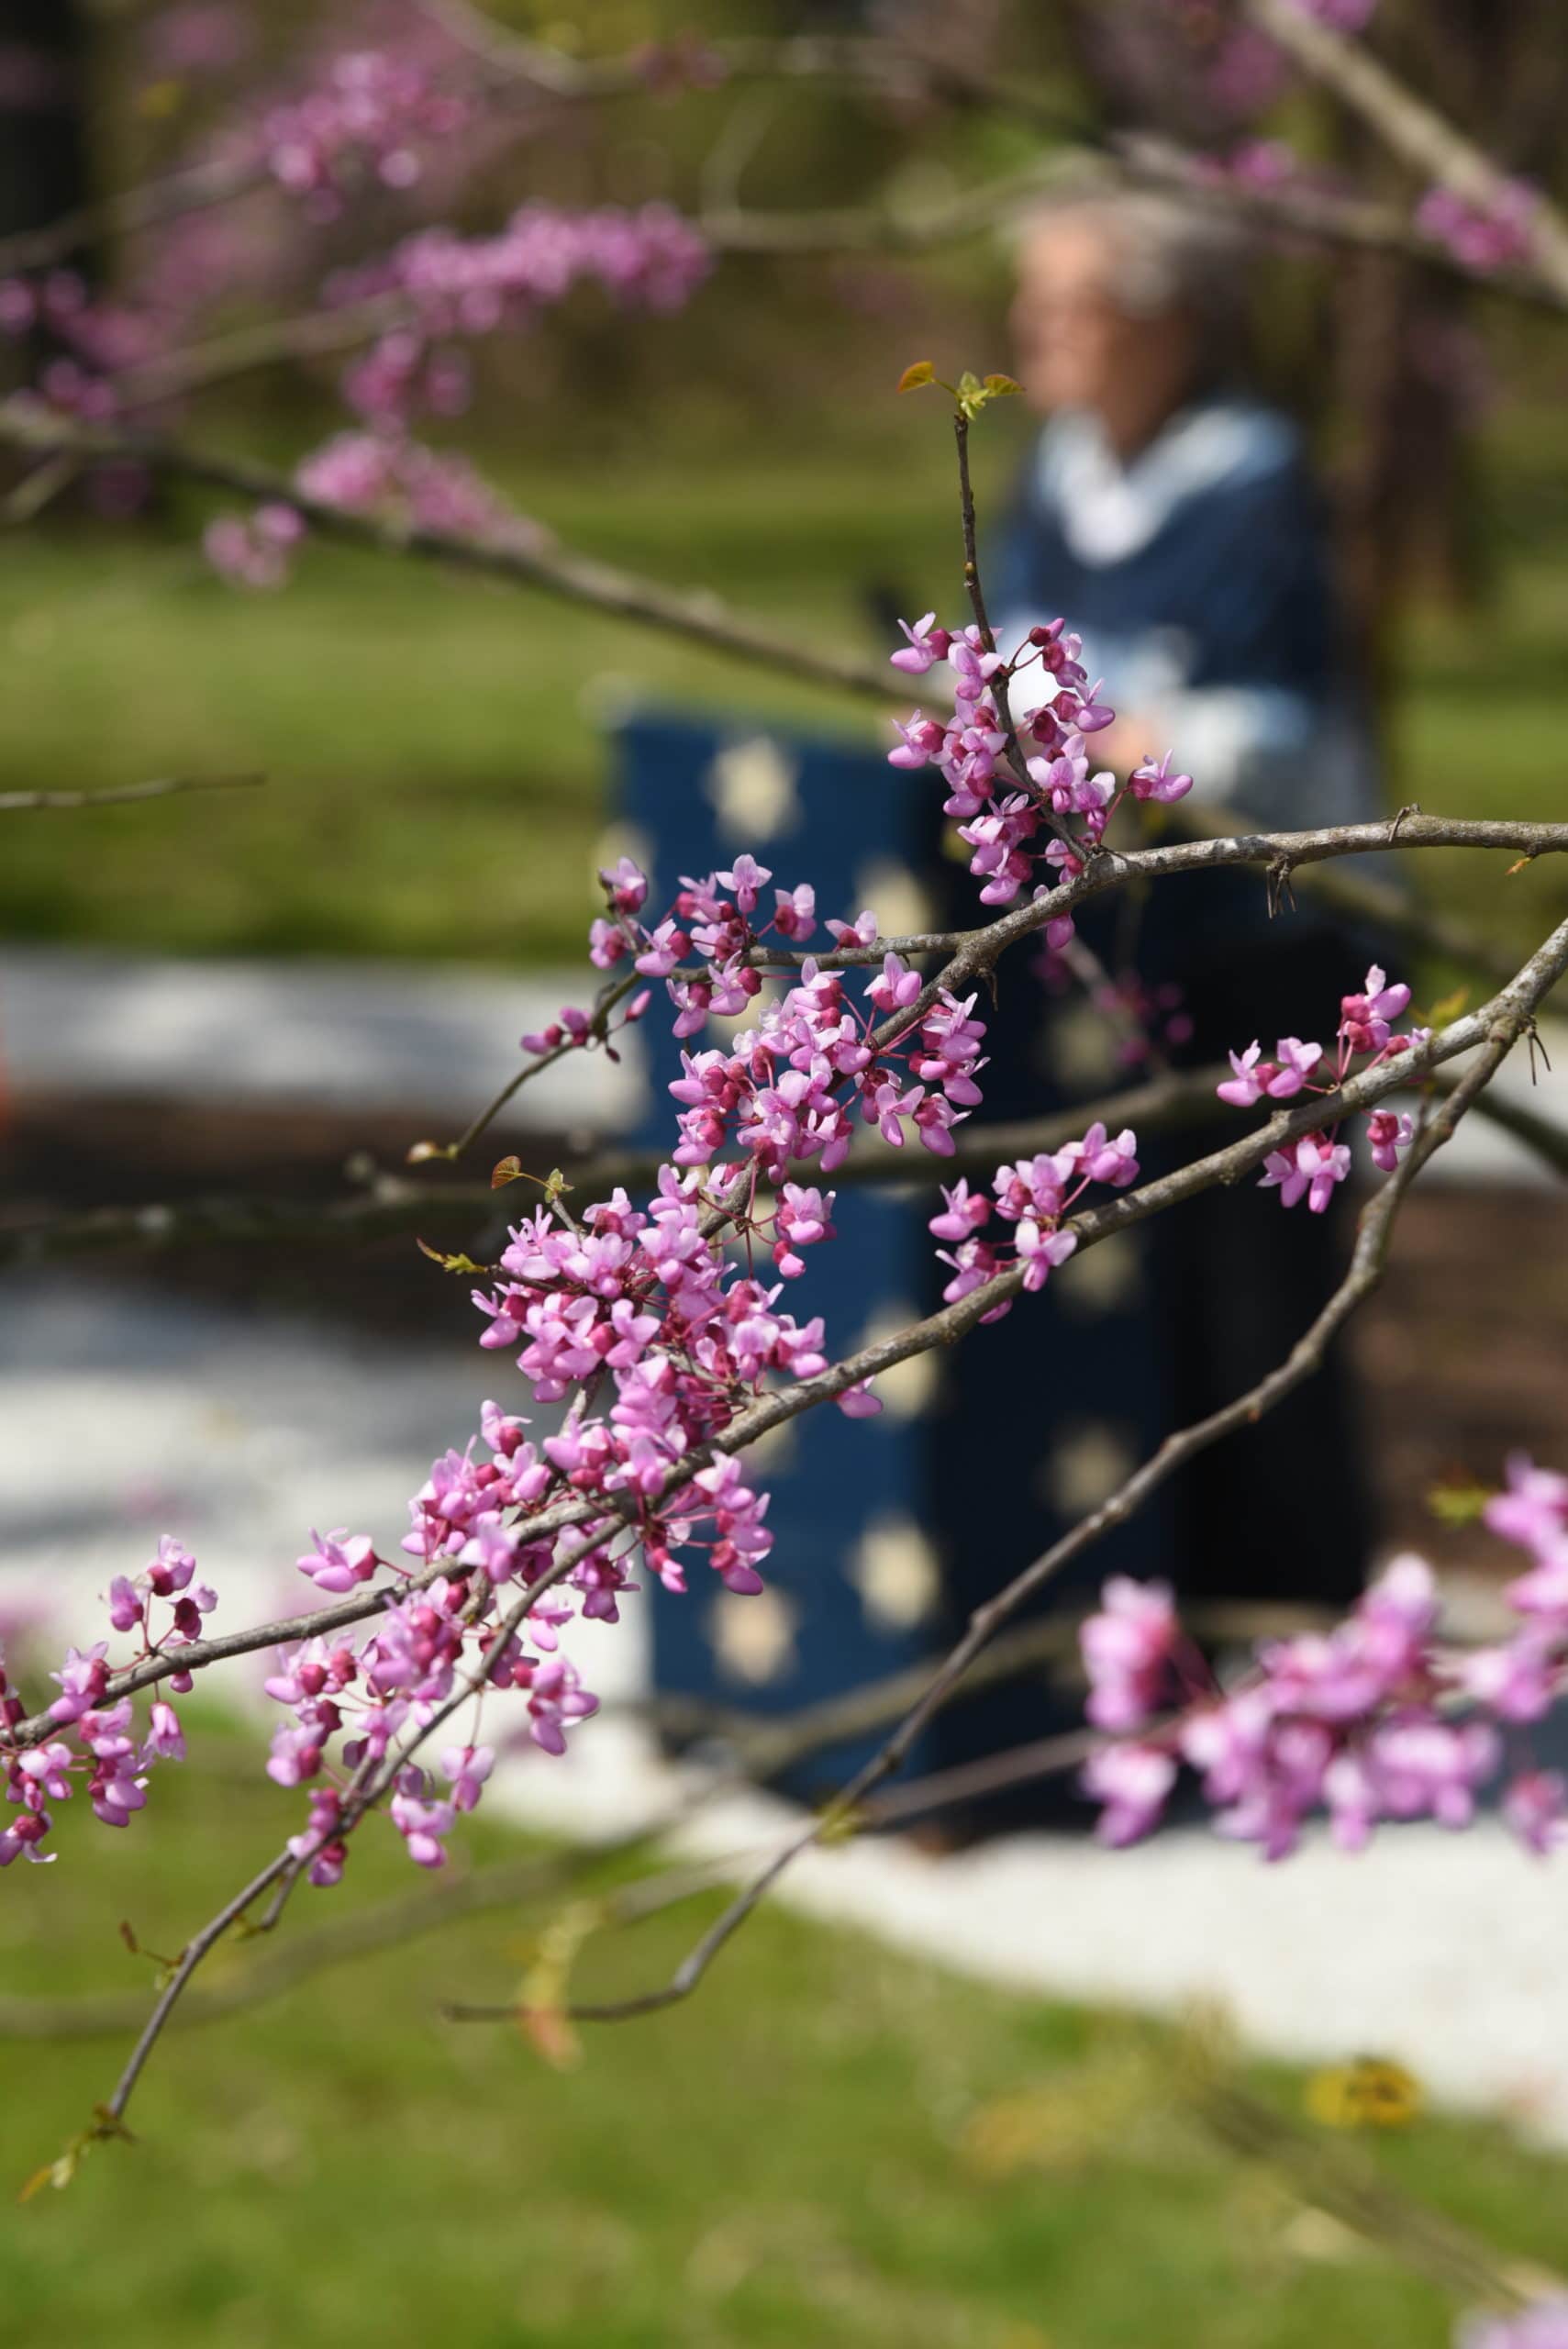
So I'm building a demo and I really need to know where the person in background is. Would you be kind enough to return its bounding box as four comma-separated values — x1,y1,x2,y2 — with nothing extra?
988,184,1382,1627
998,185,1378,829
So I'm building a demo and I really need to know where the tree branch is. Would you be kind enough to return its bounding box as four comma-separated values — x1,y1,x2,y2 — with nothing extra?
10,908,1567,1757
0,1064,1229,1269
1244,0,1568,301
0,406,910,708
450,925,1568,2029
0,771,262,815
0,153,263,276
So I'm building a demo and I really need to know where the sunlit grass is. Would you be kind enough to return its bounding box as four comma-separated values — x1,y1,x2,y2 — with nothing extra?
3,430,1560,970
2,1724,1567,2348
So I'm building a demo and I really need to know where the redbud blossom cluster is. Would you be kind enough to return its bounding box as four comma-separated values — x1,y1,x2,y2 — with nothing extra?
204,202,710,584
885,612,1189,935
1080,1454,1568,1858
1218,965,1422,1211
329,202,710,429
929,1126,1140,1313
1,829,1010,1885
258,49,469,214
1,1539,211,1867
0,270,163,424
1418,182,1540,274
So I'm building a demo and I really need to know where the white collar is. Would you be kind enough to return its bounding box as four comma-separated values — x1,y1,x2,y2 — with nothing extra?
1039,400,1290,565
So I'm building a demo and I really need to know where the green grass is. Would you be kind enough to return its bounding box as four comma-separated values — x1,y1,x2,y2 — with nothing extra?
0,443,962,965
0,425,1563,968
4,1726,1567,2349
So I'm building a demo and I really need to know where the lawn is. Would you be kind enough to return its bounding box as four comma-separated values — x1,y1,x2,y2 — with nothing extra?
0,441,959,965
3,1727,1566,2349
2,420,1564,971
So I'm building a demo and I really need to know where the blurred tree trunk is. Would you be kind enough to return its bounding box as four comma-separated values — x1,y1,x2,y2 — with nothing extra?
1327,0,1567,705
0,1,90,244
0,0,92,438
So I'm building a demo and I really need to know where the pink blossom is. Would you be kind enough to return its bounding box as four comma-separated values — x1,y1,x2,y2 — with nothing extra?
1365,1108,1416,1172
441,1744,495,1812
390,1787,456,1869
144,1701,185,1761
1503,1772,1568,1858
17,1741,75,1803
1217,1038,1322,1107
1128,750,1193,804
287,1787,348,1888
1340,964,1412,1055
1082,1577,1180,1731
1259,1131,1351,1212
1418,180,1539,274
1073,1122,1140,1188
889,611,952,675
716,854,771,914
1082,1742,1177,1845
48,1642,110,1725
772,883,816,941
296,1528,376,1595
887,714,947,771
1487,1455,1568,1563
106,1575,143,1632
1460,1635,1558,1722
599,856,649,917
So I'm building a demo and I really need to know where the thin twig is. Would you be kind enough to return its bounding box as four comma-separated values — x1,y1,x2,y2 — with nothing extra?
0,153,264,276
1194,2073,1562,2310
0,772,263,814
442,974,639,1163
101,1850,291,2125
0,1063,1229,1270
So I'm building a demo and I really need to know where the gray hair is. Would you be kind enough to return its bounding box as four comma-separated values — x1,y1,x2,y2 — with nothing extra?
1014,181,1252,333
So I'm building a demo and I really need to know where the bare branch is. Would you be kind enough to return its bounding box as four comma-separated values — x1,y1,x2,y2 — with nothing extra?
0,406,909,709
98,1850,293,2127
1245,0,1568,302
112,295,414,414
1195,2072,1562,2310
1162,800,1530,989
0,1064,1229,1270
0,154,263,277
0,771,262,815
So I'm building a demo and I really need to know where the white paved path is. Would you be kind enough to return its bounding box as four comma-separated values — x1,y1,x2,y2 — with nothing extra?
6,1275,1568,2143
0,948,642,1129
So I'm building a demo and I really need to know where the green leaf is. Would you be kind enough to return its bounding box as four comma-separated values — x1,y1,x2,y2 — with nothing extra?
416,1239,490,1275
815,1796,865,1847
896,360,935,394
1427,1477,1495,1527
1420,985,1471,1030
983,373,1021,397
